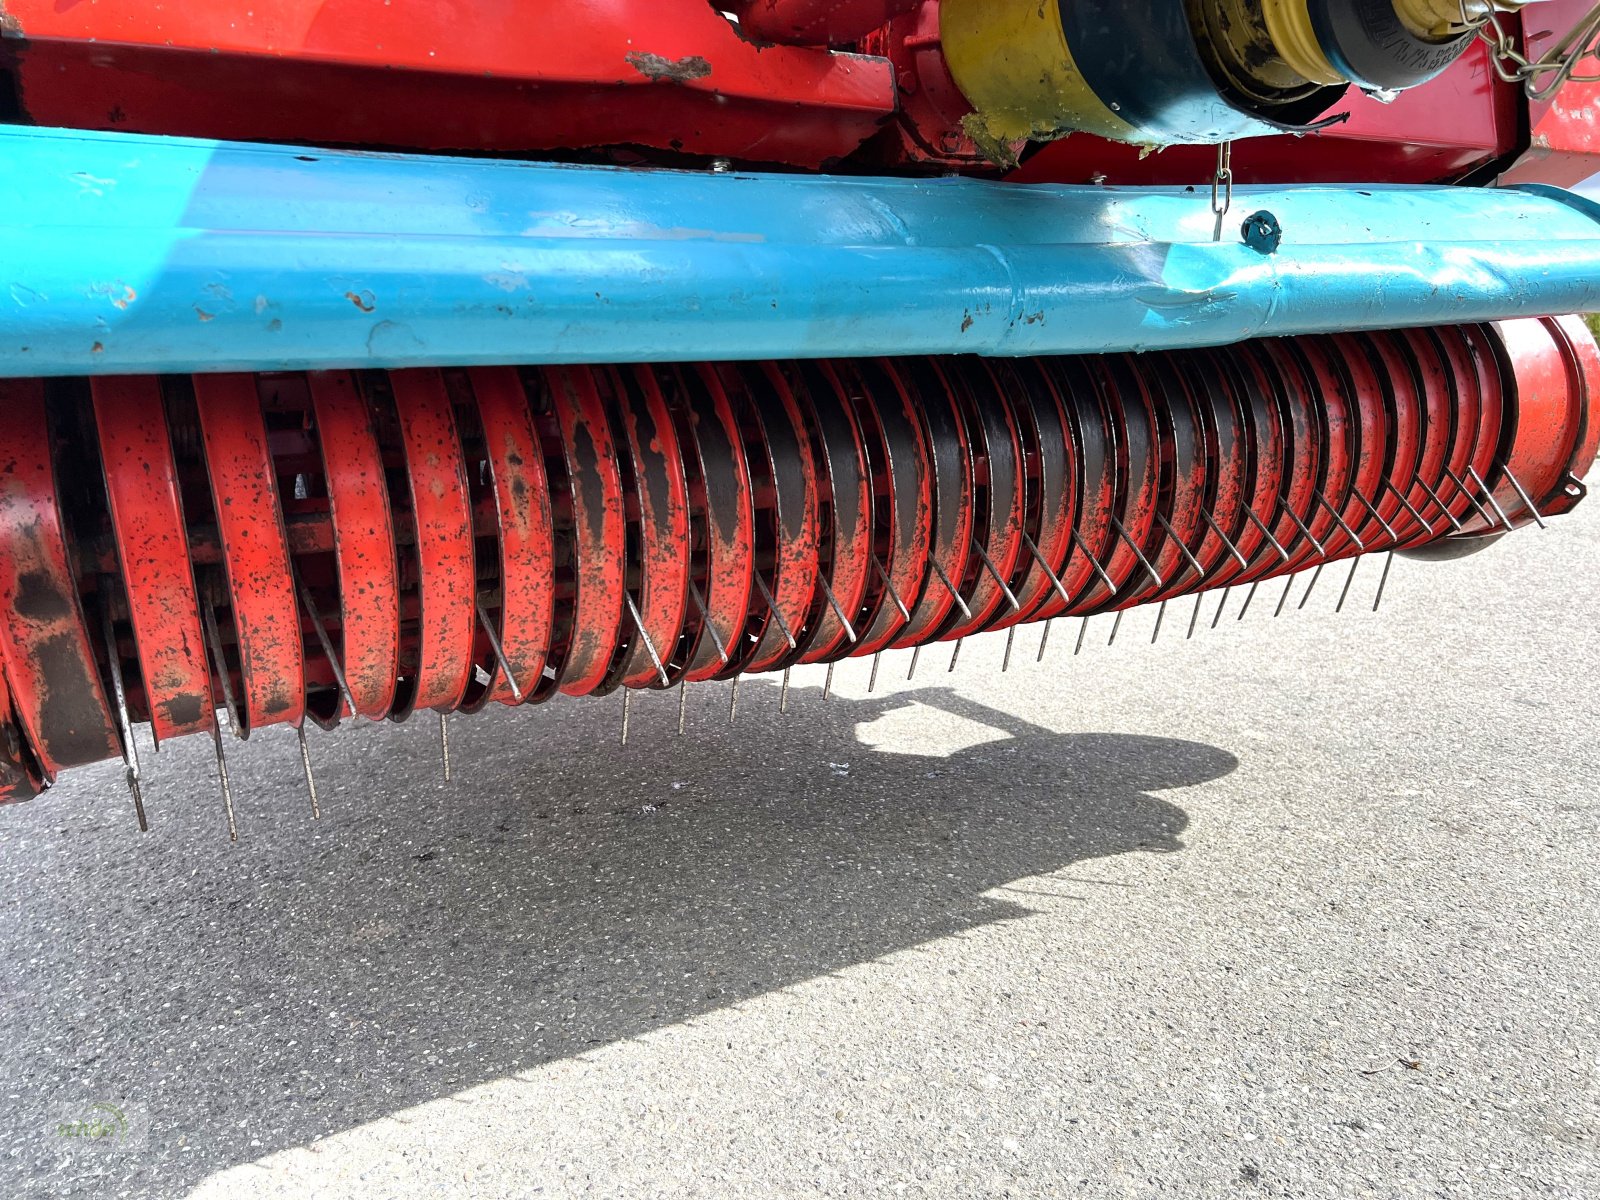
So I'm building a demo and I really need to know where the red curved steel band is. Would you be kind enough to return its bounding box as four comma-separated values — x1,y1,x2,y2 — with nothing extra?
746,363,819,675
193,373,306,733
548,366,626,697
387,370,477,713
679,364,755,683
90,376,215,742
307,371,401,720
1255,341,1322,578
1292,338,1357,561
797,361,872,665
1485,319,1582,530
620,366,691,688
944,360,1026,638
1363,333,1423,551
468,367,555,704
846,360,931,657
893,357,974,643
1396,329,1457,549
1548,315,1600,510
0,379,121,774
1429,327,1485,532
1001,359,1076,627
1043,357,1115,618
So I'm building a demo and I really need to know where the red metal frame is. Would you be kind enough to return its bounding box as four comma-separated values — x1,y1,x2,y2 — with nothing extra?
0,0,896,168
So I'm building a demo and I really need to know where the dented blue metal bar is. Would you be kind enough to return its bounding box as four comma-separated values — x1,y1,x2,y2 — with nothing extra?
3,125,1600,377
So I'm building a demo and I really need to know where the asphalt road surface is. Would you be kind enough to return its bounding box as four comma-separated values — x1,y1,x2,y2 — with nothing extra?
2,474,1597,1199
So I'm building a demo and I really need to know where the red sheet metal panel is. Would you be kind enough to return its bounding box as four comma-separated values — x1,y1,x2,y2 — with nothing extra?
0,0,896,168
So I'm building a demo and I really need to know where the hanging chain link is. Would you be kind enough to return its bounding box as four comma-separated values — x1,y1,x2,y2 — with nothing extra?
1464,1,1600,102
1210,140,1234,243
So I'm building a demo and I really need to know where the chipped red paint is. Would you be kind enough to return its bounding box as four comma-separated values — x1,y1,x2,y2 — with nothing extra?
90,377,215,742
678,365,756,684
470,368,555,705
0,379,122,775
389,371,477,714
307,371,401,720
618,366,691,689
547,367,626,697
194,374,307,734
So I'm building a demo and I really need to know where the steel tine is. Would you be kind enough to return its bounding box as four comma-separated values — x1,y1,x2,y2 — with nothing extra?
621,688,633,747
678,680,688,736
689,580,732,666
871,555,912,625
438,712,452,782
625,594,672,688
1467,464,1515,531
1441,466,1497,527
1500,465,1547,530
1188,594,1204,640
298,723,320,820
1314,491,1366,551
1414,476,1463,533
1349,488,1399,546
1152,514,1204,645
928,558,974,621
1373,550,1396,612
1110,517,1164,589
296,574,361,717
781,668,792,713
1279,503,1326,558
1211,588,1232,629
1036,619,1052,663
824,661,835,700
474,598,524,703
1075,616,1092,655
729,676,740,724
1070,529,1119,599
1298,563,1326,610
970,538,1022,612
908,645,922,680
815,571,859,645
948,639,963,673
1200,509,1250,570
1003,627,1016,672
1107,609,1124,646
1273,575,1298,618
1154,513,1206,581
197,596,239,840
754,574,798,652
1236,581,1261,621
200,596,244,741
208,724,238,843
98,591,148,832
1242,508,1291,564
1021,532,1073,609
1380,479,1434,536
1336,558,1362,614
870,652,882,692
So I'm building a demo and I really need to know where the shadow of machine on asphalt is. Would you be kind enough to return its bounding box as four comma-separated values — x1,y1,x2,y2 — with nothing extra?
0,683,1237,1195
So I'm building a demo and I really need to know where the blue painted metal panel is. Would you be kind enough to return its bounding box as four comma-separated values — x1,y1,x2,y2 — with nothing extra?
2,125,1599,377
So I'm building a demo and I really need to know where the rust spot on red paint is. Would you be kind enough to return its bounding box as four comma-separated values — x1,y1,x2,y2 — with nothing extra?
626,52,712,84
